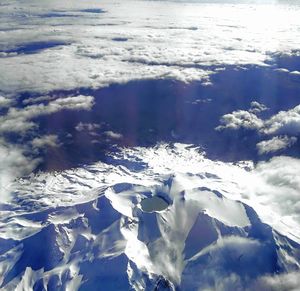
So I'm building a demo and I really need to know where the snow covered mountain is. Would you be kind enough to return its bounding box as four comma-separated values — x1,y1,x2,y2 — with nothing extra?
1,144,299,290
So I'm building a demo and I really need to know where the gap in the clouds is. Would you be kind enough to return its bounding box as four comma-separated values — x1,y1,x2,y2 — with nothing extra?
9,54,300,172
80,9,105,14
40,12,81,18
112,37,129,42
266,51,300,72
1,41,70,55
40,8,105,18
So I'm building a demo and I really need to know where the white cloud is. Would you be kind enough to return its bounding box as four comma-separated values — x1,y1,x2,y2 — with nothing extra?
216,110,263,131
290,70,300,76
0,0,300,94
104,131,123,139
274,68,289,73
50,95,94,111
0,96,12,108
22,95,54,105
256,136,297,154
217,104,300,138
263,105,300,135
217,104,300,154
75,122,100,132
251,271,300,291
0,95,95,134
183,236,263,290
249,101,268,114
0,94,95,202
245,155,300,241
0,139,40,203
0,52,17,58
31,134,60,149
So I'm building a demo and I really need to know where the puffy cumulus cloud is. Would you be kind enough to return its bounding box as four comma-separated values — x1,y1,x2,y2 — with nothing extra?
256,135,297,154
0,95,94,134
0,52,17,58
216,110,263,131
31,134,61,149
0,0,300,94
0,139,40,203
217,103,300,153
263,105,300,135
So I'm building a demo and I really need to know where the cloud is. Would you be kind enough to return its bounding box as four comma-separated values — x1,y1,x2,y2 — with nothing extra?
251,271,300,291
290,70,300,76
216,110,263,131
217,103,300,141
183,235,281,290
0,52,17,58
256,135,297,154
0,1,300,94
75,122,100,132
31,134,61,149
216,102,300,170
274,68,290,73
0,95,95,203
263,105,300,135
0,139,40,203
0,95,95,134
104,131,123,140
22,95,54,105
0,96,12,108
244,155,300,241
249,101,268,114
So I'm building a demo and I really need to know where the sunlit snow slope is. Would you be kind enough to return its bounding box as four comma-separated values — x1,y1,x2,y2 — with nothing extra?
1,144,300,290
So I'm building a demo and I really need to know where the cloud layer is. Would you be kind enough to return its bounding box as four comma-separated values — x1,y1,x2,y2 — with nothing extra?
1,0,300,95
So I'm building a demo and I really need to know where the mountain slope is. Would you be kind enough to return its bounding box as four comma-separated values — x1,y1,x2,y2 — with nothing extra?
0,144,300,290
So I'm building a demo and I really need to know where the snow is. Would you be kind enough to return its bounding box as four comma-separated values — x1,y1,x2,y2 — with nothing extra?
0,143,300,289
